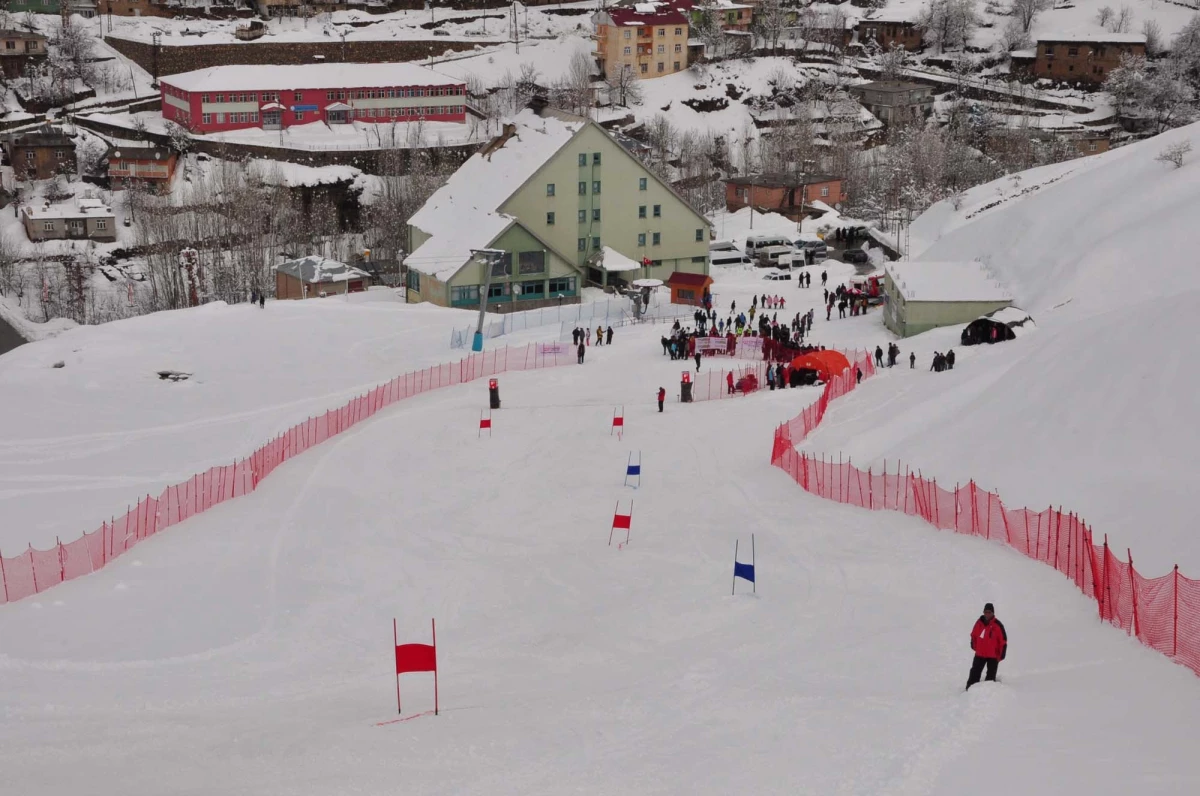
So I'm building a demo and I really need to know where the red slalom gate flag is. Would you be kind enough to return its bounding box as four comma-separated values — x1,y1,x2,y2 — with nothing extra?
394,618,439,715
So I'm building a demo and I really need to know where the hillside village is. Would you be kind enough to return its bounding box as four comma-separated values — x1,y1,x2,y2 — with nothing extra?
0,0,1195,330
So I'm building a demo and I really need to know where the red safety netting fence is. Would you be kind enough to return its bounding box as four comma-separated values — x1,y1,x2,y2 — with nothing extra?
689,361,771,402
0,343,573,605
768,352,1200,678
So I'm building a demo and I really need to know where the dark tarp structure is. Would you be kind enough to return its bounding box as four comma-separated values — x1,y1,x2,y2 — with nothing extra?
961,307,1035,346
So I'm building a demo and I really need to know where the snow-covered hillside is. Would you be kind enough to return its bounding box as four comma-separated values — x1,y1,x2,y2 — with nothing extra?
815,121,1200,574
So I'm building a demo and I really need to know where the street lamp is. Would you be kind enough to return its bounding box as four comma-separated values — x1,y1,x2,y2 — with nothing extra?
470,248,504,352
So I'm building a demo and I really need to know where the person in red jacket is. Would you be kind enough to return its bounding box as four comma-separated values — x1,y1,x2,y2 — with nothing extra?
657,387,666,413
726,371,735,395
966,602,1007,690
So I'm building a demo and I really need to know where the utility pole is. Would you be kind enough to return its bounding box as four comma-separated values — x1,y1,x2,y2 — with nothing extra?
151,31,161,89
470,248,504,352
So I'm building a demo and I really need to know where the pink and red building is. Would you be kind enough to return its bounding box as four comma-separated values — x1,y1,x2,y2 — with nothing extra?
159,63,468,134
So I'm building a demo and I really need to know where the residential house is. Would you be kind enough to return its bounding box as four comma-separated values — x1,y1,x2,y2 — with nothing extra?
724,173,847,217
856,15,923,51
689,0,753,33
1032,34,1146,84
96,0,172,16
6,127,76,181
595,2,690,80
275,255,370,299
883,261,1012,338
106,142,179,187
0,29,46,79
849,80,934,125
21,198,116,243
404,109,712,311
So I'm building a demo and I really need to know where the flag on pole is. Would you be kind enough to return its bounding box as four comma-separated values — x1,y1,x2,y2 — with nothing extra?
732,535,756,594
394,618,439,715
624,451,642,488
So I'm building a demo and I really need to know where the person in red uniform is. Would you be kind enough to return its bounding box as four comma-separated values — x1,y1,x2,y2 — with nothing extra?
657,387,666,413
966,602,1007,690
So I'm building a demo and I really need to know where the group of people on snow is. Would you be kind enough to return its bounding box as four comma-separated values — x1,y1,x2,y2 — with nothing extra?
930,349,955,372
571,325,615,364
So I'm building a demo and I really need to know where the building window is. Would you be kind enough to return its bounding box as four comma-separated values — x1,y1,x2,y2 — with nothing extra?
592,180,601,194
327,91,335,100
653,204,661,217
674,61,681,70
639,177,647,190
96,219,107,230
624,47,631,55
203,113,211,124
652,232,661,246
578,209,586,223
579,181,587,195
294,91,303,101
578,238,586,252
674,43,681,53
215,94,224,102
450,285,480,304
43,220,54,231
54,149,64,159
489,254,513,278
593,152,601,165
658,62,665,73
592,236,600,250
1088,141,1098,152
638,233,646,246
1067,47,1079,57
657,27,665,36
215,113,225,123
251,113,258,122
592,208,601,222
545,183,555,197
578,153,587,166
624,29,631,39
546,212,555,225
638,206,646,218
692,256,706,263
675,27,682,35
519,280,545,298
640,63,648,74
695,228,704,242
487,283,504,299
247,93,256,101
657,45,664,53
518,251,546,275
548,276,575,295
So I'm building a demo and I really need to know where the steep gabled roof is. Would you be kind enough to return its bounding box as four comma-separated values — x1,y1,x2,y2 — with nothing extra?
406,111,585,280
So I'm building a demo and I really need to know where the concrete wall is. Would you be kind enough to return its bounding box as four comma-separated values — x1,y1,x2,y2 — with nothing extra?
104,36,481,78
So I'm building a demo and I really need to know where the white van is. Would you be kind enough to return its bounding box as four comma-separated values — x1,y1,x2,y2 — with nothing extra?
709,240,738,253
710,251,754,267
744,235,794,257
756,245,797,268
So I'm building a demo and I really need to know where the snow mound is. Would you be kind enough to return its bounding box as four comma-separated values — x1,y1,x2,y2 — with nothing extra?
910,121,1200,321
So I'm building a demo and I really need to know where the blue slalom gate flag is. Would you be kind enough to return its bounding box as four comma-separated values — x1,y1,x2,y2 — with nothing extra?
732,534,756,594
624,451,642,488
734,561,756,583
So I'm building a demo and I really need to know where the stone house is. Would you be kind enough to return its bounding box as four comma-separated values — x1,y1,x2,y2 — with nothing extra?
856,15,923,51
405,109,712,310
848,81,934,125
1032,34,1146,84
5,127,76,182
0,29,46,79
21,198,117,243
106,142,179,187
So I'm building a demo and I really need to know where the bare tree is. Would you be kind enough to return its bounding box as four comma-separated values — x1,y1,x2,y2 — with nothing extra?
0,230,23,298
1109,5,1134,34
753,0,789,51
918,0,979,54
1143,19,1165,58
879,42,907,81
607,63,643,107
1096,6,1115,28
1155,140,1193,169
1010,0,1049,33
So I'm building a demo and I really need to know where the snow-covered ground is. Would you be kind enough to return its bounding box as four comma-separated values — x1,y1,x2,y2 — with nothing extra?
2,257,1200,793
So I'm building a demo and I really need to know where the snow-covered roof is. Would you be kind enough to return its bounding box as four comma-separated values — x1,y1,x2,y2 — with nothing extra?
981,305,1035,333
161,63,462,93
885,261,1013,303
1010,49,1036,59
22,198,114,220
1037,33,1147,44
600,246,642,272
275,255,370,284
406,111,585,281
859,12,919,24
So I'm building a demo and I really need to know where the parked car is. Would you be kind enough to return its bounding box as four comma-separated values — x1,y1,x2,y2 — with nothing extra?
756,244,797,268
842,247,871,264
744,234,793,257
710,251,754,267
793,234,828,261
762,270,793,281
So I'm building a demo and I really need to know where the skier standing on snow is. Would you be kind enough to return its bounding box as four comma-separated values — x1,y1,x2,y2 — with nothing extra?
657,387,666,413
966,603,1007,690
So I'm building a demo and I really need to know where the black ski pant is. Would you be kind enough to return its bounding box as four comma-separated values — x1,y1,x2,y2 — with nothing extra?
658,400,664,413
966,656,999,689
